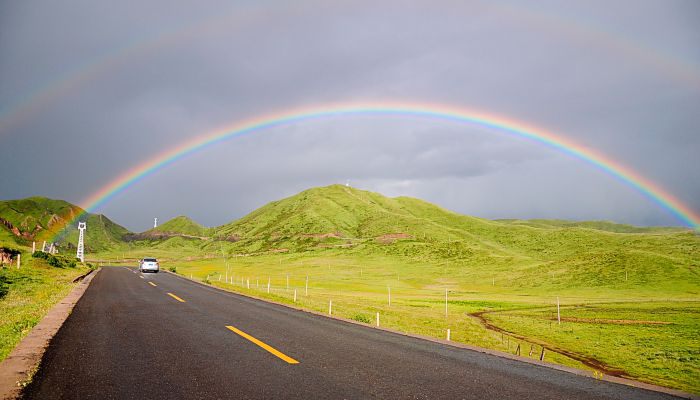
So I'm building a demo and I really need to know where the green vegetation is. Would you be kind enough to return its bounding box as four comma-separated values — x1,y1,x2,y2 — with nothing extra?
0,254,88,361
152,215,208,237
2,185,698,392
0,197,128,252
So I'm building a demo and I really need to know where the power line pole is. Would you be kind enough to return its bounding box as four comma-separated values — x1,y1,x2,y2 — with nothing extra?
76,222,86,262
153,217,158,228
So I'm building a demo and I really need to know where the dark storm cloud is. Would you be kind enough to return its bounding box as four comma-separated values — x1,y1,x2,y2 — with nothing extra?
1,0,698,231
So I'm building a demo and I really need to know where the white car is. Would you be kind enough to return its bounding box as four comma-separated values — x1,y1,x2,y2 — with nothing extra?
139,258,159,273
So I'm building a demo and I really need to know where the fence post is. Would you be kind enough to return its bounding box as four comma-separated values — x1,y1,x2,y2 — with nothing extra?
540,347,546,361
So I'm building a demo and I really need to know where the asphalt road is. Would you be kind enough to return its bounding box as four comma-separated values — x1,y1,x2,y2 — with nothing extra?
23,267,682,399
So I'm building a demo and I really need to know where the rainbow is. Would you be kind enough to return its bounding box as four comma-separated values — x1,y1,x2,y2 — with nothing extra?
53,102,699,241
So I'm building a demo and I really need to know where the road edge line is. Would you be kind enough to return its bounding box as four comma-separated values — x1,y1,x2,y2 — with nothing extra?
163,270,697,400
0,267,101,400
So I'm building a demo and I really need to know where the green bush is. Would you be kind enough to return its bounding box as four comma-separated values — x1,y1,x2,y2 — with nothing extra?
168,266,177,273
351,313,372,324
31,251,77,269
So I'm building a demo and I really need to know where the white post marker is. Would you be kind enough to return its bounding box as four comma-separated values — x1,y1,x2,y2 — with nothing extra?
17,253,21,269
447,329,451,341
376,312,380,327
305,275,309,296
267,277,270,293
286,274,289,290
556,297,562,324
32,242,35,253
329,299,332,315
42,241,46,252
294,289,297,302
247,279,250,289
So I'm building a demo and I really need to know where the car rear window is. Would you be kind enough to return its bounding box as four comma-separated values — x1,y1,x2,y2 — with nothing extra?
143,258,157,262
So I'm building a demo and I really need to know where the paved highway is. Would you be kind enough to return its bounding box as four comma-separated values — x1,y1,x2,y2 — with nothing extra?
23,267,682,399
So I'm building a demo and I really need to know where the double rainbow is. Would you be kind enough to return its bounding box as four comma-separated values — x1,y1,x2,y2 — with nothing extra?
56,102,700,240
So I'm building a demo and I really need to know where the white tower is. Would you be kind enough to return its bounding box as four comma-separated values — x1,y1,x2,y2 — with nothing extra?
154,217,158,228
76,222,86,262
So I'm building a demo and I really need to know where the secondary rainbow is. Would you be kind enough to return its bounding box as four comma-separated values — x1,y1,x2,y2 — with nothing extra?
55,102,700,240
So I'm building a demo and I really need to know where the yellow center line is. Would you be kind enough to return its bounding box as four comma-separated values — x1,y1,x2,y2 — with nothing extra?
167,292,185,302
225,325,299,364
148,282,157,287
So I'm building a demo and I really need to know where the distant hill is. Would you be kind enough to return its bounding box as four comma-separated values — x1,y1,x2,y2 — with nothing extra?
0,197,129,252
125,216,210,241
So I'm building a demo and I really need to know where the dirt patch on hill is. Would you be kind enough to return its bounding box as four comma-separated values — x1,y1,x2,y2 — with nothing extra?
300,232,342,239
375,233,413,244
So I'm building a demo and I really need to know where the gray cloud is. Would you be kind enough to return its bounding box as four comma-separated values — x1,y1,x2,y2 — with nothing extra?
1,0,698,231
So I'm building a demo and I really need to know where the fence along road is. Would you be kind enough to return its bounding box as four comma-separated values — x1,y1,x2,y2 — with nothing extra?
23,267,683,399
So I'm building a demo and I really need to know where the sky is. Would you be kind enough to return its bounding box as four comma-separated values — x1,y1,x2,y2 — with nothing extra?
0,0,699,232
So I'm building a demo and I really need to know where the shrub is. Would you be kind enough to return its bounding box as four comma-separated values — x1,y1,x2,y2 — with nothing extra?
31,251,77,268
168,266,177,273
351,313,372,324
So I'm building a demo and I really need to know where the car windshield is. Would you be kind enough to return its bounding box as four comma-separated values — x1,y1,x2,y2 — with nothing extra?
143,258,157,262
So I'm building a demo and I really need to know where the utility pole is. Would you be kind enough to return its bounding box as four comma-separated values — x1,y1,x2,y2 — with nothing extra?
76,222,86,262
154,217,158,228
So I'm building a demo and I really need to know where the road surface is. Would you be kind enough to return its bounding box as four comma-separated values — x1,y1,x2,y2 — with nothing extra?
23,267,682,399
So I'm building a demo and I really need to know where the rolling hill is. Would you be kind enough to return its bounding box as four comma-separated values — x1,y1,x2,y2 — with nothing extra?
205,185,698,294
0,197,129,252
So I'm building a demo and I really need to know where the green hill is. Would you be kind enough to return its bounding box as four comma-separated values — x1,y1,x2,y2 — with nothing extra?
152,216,208,237
0,197,130,252
208,185,698,294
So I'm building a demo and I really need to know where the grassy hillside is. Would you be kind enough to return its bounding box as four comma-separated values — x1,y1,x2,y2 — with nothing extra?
0,197,130,252
151,216,208,237
206,185,698,296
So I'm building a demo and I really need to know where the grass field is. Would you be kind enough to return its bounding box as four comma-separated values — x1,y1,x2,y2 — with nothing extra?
0,254,90,362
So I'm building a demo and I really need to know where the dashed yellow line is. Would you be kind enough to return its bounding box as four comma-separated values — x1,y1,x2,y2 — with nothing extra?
139,275,145,279
148,282,157,287
167,292,185,302
225,325,299,364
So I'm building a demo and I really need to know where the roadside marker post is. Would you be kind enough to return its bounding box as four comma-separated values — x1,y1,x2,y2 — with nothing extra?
267,277,270,293
294,289,297,302
16,254,20,269
247,279,250,289
32,242,35,253
557,297,561,325
447,329,450,341
376,312,380,327
286,274,289,290
329,299,332,315
305,275,308,296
